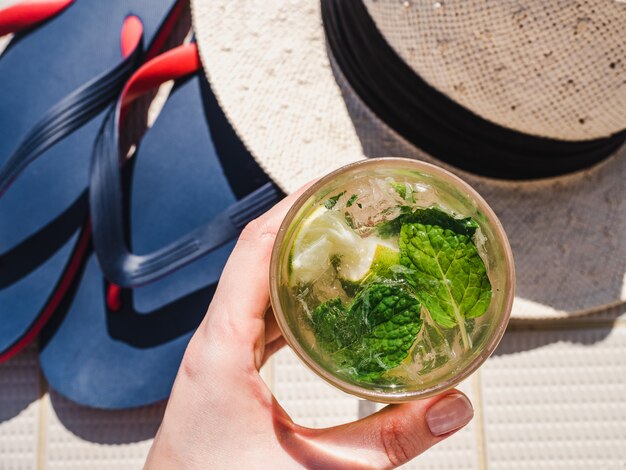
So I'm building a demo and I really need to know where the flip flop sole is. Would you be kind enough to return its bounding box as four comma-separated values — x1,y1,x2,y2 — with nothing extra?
40,74,259,408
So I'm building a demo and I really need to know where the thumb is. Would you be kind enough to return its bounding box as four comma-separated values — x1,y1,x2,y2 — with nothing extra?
310,390,473,469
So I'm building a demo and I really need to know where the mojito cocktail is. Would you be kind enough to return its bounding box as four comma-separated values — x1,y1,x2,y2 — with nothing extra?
270,159,514,401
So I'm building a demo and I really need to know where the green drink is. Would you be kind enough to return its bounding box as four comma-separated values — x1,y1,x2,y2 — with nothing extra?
270,158,514,402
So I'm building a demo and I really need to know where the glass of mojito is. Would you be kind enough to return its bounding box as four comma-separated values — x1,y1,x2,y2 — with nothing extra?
269,158,515,402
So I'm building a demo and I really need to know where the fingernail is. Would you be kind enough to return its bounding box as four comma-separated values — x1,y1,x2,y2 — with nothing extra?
426,393,474,436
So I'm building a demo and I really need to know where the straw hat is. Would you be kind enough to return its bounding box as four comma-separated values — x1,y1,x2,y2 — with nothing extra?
190,0,626,320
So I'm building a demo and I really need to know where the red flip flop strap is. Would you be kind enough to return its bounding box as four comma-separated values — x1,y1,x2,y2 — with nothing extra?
121,43,200,110
106,44,199,311
0,0,74,37
144,0,186,61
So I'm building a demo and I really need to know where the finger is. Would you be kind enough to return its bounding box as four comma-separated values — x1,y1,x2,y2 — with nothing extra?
260,336,286,367
202,181,315,338
309,391,473,469
264,306,282,345
212,182,312,317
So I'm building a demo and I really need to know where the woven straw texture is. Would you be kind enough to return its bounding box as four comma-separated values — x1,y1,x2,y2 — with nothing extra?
364,0,626,140
192,1,363,193
191,0,626,320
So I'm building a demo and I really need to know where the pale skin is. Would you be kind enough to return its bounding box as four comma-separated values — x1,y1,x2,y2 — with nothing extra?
145,184,474,469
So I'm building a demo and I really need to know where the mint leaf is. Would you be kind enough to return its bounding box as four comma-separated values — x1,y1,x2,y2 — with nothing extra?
324,191,345,209
399,223,491,349
377,207,479,239
344,211,356,229
391,182,415,203
311,298,358,351
311,283,422,381
346,194,359,207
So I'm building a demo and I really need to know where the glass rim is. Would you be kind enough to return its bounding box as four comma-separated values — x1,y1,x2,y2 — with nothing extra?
269,157,516,403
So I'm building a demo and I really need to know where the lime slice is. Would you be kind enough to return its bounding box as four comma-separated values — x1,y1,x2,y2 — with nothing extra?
290,207,398,286
364,244,401,279
338,244,401,296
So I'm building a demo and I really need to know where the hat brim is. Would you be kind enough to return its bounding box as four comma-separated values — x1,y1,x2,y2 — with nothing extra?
191,0,626,320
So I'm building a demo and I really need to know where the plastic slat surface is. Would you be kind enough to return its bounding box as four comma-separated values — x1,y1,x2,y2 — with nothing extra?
43,391,165,470
0,346,40,470
481,325,626,470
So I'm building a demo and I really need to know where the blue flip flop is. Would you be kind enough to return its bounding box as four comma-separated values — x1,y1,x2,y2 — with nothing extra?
0,0,185,361
38,44,283,409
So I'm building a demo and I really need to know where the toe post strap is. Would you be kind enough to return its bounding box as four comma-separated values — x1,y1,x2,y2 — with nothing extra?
90,45,281,288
